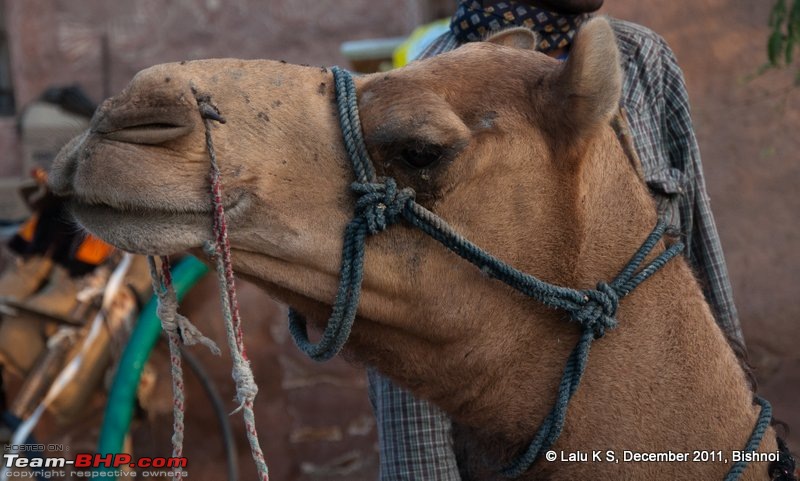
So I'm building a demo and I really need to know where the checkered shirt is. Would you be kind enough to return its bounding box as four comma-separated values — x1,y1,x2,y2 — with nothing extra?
368,17,743,481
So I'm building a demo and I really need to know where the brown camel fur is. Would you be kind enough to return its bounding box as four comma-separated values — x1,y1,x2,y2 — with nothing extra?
49,18,783,481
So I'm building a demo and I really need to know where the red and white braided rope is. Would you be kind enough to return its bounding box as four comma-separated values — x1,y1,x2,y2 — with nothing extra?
148,97,269,481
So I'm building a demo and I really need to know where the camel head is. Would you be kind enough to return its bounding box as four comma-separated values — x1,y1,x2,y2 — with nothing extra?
50,17,627,377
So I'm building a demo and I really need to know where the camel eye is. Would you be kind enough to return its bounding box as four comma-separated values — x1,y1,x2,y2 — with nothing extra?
396,144,445,169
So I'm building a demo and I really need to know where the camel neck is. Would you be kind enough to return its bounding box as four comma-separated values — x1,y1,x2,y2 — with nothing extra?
497,126,778,480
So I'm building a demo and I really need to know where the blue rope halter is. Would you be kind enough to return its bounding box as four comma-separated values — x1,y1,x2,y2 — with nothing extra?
288,66,773,479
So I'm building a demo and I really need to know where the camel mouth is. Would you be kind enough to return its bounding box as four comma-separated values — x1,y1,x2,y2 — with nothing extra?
68,194,242,216
66,193,249,255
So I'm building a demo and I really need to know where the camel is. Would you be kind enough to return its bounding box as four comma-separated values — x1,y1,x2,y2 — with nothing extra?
48,17,793,481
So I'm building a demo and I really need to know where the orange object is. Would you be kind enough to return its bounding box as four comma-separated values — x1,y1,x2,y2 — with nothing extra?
74,235,115,265
18,214,39,242
31,168,48,185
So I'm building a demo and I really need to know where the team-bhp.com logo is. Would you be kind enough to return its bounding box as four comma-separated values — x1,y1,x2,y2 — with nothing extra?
4,452,188,469
74,454,187,469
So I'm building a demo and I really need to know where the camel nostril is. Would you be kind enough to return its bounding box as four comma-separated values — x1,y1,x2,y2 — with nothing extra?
90,89,197,145
98,123,194,145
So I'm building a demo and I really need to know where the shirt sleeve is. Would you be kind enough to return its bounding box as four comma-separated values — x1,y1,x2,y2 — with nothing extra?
367,368,463,480
659,39,744,344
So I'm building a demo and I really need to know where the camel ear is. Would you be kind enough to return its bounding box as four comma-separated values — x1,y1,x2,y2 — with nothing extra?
555,17,621,134
486,27,538,50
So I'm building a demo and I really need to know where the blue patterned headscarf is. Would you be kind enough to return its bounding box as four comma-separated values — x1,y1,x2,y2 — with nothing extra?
450,0,588,52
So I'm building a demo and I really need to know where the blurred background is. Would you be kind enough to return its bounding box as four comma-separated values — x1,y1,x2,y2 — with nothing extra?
0,0,796,480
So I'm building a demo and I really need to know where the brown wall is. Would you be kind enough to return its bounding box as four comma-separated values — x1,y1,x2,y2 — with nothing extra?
0,117,19,177
0,0,428,176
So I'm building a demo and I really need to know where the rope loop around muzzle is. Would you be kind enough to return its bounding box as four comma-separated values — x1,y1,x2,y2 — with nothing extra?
287,177,414,362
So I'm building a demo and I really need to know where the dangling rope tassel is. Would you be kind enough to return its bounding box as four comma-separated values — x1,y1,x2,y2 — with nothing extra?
198,93,270,481
147,256,185,479
147,255,220,480
204,241,268,479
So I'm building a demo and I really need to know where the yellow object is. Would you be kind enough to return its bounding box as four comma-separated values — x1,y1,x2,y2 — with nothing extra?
393,19,450,68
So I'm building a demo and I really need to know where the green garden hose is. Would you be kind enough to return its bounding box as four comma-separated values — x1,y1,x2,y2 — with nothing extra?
97,256,208,457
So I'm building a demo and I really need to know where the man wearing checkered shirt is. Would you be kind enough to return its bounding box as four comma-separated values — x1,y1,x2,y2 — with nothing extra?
368,0,744,479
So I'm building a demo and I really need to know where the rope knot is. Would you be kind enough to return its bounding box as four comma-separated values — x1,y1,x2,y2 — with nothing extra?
150,257,222,355
230,358,259,413
571,282,620,338
155,294,180,334
352,177,415,234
